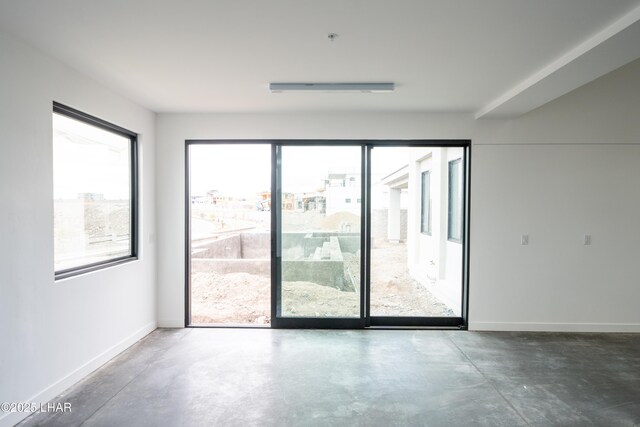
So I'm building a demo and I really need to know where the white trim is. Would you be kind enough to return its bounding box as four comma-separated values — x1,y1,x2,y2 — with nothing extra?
469,321,640,333
157,318,185,328
0,321,156,427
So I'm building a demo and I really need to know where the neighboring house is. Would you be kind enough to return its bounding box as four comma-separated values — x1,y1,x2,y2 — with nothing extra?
381,147,464,315
207,189,223,204
325,171,361,215
191,195,208,204
282,192,295,210
295,191,326,213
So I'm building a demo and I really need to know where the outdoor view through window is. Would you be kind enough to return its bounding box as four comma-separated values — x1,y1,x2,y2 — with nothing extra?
370,147,463,317
189,145,271,324
280,146,362,318
188,144,463,325
53,111,133,274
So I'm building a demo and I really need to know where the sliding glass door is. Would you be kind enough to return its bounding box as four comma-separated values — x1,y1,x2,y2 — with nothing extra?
273,145,364,328
367,146,466,327
186,141,469,328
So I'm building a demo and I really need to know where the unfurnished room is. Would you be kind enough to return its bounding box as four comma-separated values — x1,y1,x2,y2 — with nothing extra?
1,1,640,426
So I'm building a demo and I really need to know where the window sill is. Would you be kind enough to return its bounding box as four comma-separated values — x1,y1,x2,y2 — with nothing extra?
54,256,138,281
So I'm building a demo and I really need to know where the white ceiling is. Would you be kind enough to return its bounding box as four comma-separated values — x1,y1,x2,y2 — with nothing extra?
1,0,640,116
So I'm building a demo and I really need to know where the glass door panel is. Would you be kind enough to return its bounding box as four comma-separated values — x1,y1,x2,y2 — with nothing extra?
188,144,271,325
369,146,464,319
278,145,362,319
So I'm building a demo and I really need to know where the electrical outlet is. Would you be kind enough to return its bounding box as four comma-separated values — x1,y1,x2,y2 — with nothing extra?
521,234,529,245
584,234,592,245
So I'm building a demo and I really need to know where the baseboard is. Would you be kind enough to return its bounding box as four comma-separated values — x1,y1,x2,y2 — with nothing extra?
0,321,156,427
157,318,185,328
469,321,640,333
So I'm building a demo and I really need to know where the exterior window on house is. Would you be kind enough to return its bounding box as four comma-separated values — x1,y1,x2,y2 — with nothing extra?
345,198,352,203
53,103,137,279
420,170,431,234
448,158,463,242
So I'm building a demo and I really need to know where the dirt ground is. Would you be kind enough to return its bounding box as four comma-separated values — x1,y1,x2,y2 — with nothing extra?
369,240,454,317
190,241,453,324
191,271,271,324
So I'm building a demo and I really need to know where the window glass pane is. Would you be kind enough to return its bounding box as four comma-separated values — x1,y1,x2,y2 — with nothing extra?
421,171,431,234
188,144,271,325
280,146,361,318
53,112,132,272
370,147,463,317
448,159,462,242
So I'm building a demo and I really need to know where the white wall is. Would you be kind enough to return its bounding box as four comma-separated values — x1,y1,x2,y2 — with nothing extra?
325,184,361,216
157,57,640,332
156,113,476,326
471,144,640,331
0,32,156,427
407,147,464,314
470,57,640,331
444,147,464,311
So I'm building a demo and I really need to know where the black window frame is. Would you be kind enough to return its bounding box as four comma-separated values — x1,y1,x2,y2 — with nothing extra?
420,170,432,235
184,139,471,330
448,158,463,243
53,102,139,280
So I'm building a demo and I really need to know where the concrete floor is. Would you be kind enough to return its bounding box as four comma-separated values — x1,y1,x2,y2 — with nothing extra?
19,329,640,426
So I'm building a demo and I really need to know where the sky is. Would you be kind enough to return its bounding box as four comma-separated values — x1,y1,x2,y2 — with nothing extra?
189,145,414,198
190,144,271,197
53,113,130,200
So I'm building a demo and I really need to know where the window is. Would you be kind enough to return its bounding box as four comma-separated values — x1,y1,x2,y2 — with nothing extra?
53,102,138,279
420,171,431,234
357,198,361,204
448,158,463,242
345,198,352,203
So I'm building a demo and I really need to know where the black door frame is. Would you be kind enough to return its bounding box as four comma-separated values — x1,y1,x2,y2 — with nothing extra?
185,139,470,329
365,142,470,329
271,141,367,328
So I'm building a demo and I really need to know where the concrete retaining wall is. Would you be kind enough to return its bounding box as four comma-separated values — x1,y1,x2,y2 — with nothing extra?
192,258,270,275
240,233,270,258
191,231,358,292
282,232,306,250
336,236,360,253
192,234,242,259
282,236,353,291
284,232,360,257
192,232,270,259
282,260,347,291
